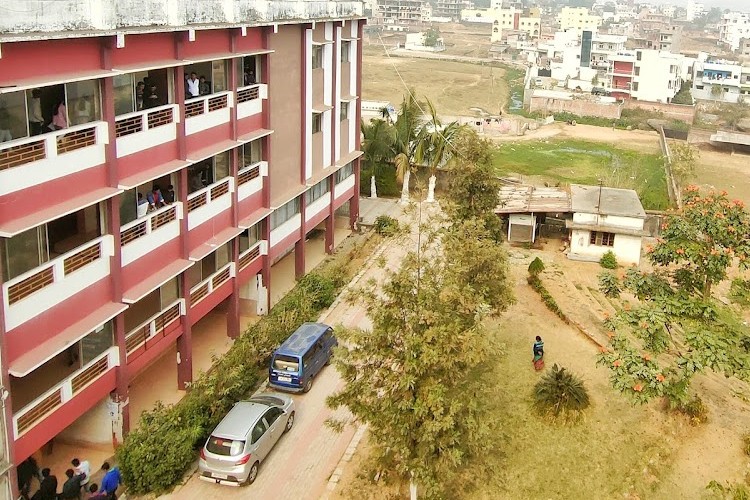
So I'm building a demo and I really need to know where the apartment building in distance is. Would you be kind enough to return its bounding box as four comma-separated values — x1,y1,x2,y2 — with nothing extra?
461,6,542,42
434,0,474,21
692,57,750,103
375,0,430,26
557,7,602,34
0,0,363,495
720,12,750,52
607,49,685,102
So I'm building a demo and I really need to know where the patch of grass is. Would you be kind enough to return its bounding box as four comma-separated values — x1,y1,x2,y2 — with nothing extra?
492,139,669,210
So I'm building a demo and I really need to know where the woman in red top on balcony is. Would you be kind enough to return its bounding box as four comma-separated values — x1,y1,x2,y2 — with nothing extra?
49,101,67,131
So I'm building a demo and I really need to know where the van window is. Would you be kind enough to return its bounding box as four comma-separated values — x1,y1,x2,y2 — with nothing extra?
303,344,320,368
273,354,300,372
250,421,267,444
206,436,244,456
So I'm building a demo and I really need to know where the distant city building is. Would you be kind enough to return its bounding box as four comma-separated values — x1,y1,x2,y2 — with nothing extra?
692,56,750,103
557,7,602,33
404,31,446,51
719,12,750,52
375,0,430,26
434,0,474,21
461,6,541,42
606,49,685,102
686,0,705,22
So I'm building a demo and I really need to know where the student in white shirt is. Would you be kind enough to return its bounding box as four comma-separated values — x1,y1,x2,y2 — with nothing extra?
71,458,91,486
186,72,200,98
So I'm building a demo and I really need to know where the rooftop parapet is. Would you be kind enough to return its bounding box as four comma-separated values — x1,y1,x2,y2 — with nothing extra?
0,0,364,38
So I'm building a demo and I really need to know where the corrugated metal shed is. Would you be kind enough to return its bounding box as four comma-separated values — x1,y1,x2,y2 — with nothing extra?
495,186,572,214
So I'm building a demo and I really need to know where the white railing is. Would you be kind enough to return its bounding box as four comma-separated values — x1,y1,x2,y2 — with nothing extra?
13,346,119,437
237,161,267,200
120,203,182,246
186,177,234,230
3,235,114,331
184,90,234,118
0,121,108,196
238,240,267,270
115,104,179,137
236,84,268,119
189,262,236,307
125,299,185,356
334,174,355,199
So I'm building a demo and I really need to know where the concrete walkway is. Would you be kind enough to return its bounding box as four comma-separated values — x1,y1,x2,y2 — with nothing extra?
160,201,435,500
358,197,402,226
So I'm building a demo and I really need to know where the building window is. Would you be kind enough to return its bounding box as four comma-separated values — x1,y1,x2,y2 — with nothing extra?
632,82,639,91
239,222,261,252
242,139,263,167
590,231,615,247
312,45,323,70
335,162,354,183
270,197,301,230
187,151,230,194
636,51,642,61
307,178,330,205
340,101,349,122
634,67,640,76
312,112,322,134
341,41,351,63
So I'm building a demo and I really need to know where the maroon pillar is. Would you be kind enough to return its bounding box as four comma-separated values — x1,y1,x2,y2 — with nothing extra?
0,247,18,498
296,192,307,279
350,157,361,230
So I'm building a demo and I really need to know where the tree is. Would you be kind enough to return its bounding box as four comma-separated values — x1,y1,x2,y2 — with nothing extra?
420,99,464,203
327,218,513,498
393,93,426,205
669,142,699,186
361,118,395,198
671,80,693,105
711,84,724,100
443,128,505,240
533,364,590,418
598,187,750,408
424,29,440,48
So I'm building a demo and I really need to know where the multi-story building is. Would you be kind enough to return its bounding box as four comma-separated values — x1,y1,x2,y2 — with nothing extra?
740,38,750,58
686,0,705,22
462,6,541,42
692,58,750,102
557,7,602,33
590,34,628,70
632,25,682,53
375,0,430,26
606,50,684,102
435,0,474,21
720,12,750,52
0,0,363,495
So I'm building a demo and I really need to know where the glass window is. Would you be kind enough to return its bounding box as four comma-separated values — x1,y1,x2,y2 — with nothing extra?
113,74,136,116
0,226,48,282
242,139,262,167
312,45,323,69
335,163,353,183
239,223,261,252
239,56,260,86
214,151,230,181
0,91,28,142
119,189,137,227
80,321,114,365
272,354,300,372
160,277,180,308
66,80,101,126
307,178,330,205
270,197,300,230
215,242,231,269
312,113,322,134
187,263,203,289
250,421,267,444
212,60,228,93
341,41,351,63
201,253,218,281
340,101,349,122
263,407,283,426
206,437,245,456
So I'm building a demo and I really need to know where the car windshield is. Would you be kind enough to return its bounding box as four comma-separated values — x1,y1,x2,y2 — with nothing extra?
273,354,300,373
206,436,244,456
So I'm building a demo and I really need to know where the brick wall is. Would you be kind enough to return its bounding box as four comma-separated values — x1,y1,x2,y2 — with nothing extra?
623,100,696,124
528,97,622,119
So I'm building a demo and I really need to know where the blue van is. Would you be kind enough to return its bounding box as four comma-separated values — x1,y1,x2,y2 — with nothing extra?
268,322,337,393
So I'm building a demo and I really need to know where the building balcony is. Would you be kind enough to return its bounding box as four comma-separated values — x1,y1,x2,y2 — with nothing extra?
189,262,235,307
306,192,332,224
270,214,302,248
2,236,114,332
0,122,107,197
12,346,118,439
184,91,234,136
236,84,268,120
702,76,739,86
125,299,185,364
237,161,267,202
334,173,355,199
120,203,184,266
238,240,267,273
115,104,180,158
186,177,234,230
607,69,634,77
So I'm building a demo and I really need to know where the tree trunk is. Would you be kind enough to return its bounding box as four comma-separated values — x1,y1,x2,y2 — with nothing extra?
703,279,712,300
410,474,417,500
400,170,411,205
370,175,378,199
425,174,437,203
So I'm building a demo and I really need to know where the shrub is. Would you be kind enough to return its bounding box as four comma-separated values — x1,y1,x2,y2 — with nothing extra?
373,215,400,236
533,364,590,418
528,275,566,321
706,480,750,500
675,395,709,426
730,278,750,306
117,267,347,494
599,250,618,269
598,271,621,298
528,257,545,277
360,164,400,197
743,434,750,457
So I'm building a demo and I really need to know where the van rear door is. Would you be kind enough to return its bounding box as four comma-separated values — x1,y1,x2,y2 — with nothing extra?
270,354,301,387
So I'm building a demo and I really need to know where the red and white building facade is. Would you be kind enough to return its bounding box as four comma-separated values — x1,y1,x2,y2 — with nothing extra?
0,0,364,493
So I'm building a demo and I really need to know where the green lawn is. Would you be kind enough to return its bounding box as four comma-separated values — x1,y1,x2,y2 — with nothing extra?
492,139,670,210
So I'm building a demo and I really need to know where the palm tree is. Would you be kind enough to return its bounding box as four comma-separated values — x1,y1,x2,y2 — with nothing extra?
361,118,394,199
393,93,426,205
420,100,464,203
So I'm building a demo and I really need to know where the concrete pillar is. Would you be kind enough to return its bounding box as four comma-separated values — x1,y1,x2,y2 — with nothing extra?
177,169,192,390
350,158,361,230
296,193,306,279
325,215,334,255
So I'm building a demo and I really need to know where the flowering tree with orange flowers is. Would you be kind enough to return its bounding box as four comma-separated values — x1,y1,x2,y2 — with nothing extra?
598,187,750,408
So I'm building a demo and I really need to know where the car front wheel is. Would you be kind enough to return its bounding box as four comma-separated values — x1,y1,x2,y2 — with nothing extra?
246,461,259,485
285,411,295,433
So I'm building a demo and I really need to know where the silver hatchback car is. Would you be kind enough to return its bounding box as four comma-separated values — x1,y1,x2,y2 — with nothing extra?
198,393,295,486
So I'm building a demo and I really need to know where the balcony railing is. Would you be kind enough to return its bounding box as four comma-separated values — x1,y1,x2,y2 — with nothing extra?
115,104,176,138
184,91,233,118
238,241,265,271
237,84,261,104
237,162,261,186
190,262,236,307
237,161,267,201
187,177,232,213
121,204,179,246
125,299,185,358
13,347,118,437
189,262,235,306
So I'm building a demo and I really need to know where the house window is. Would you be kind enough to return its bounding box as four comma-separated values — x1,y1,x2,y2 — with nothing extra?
335,162,354,183
270,197,301,230
636,51,642,61
312,45,323,69
307,178,330,205
340,101,349,121
632,82,639,91
635,67,640,76
590,231,615,246
341,41,351,63
312,112,322,134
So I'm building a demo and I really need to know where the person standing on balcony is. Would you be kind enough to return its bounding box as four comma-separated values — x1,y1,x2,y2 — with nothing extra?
145,83,160,109
136,193,149,218
27,88,44,136
186,72,200,98
49,100,67,131
163,185,176,204
199,75,211,96
135,81,145,111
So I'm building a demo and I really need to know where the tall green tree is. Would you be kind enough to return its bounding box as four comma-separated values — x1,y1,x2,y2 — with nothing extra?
361,118,395,198
421,99,464,203
393,93,426,205
328,219,513,498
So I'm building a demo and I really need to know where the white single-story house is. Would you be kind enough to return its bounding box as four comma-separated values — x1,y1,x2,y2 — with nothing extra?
565,184,647,266
495,185,571,243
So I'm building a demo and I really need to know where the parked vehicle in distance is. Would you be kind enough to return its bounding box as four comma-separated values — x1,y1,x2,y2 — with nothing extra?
268,322,336,393
199,393,295,486
591,86,610,96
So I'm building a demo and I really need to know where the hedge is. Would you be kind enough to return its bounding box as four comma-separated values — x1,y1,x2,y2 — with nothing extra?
116,264,348,494
527,274,566,321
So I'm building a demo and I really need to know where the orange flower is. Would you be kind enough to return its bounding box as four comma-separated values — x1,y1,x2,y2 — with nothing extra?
733,199,745,208
711,249,719,256
624,303,631,311
656,374,665,382
728,226,736,233
641,322,649,329
642,354,651,362
676,248,685,255
633,383,644,392
721,190,728,196
613,360,622,367
607,332,615,339
646,245,654,253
